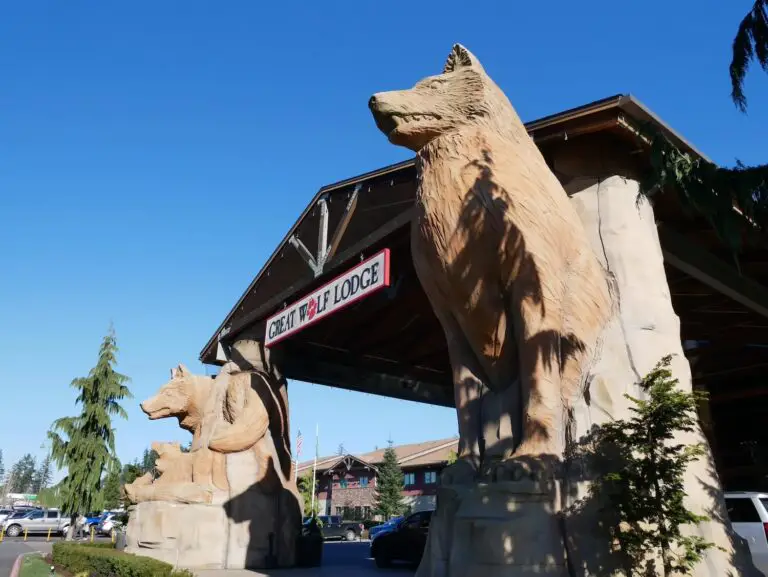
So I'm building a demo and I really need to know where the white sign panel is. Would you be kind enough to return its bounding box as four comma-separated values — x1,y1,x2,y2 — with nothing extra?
265,248,391,347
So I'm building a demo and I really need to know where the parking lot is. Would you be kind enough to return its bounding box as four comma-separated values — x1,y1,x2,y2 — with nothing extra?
0,538,414,576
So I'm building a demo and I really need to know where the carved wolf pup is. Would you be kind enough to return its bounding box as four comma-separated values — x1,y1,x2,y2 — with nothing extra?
369,45,613,481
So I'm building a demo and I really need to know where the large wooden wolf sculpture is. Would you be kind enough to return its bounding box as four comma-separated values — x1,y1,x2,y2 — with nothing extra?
369,44,612,481
369,44,758,576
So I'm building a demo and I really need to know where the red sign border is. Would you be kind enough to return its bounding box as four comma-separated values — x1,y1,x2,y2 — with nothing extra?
265,248,391,348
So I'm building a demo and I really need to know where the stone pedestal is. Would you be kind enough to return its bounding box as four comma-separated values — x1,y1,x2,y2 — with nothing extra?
125,501,229,570
417,481,569,577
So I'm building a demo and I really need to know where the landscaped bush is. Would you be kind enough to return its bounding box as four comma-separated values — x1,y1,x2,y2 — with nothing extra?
52,543,193,577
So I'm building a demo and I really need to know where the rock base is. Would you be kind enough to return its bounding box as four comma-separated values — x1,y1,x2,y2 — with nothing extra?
126,501,229,570
417,480,569,577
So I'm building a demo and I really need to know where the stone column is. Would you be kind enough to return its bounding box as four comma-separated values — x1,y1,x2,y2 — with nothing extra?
564,174,757,576
223,338,301,569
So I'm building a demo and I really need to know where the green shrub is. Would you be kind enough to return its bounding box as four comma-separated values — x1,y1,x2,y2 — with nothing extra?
52,543,193,577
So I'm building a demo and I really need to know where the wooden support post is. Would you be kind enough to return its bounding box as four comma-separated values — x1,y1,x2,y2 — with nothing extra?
90,526,94,543
47,527,52,542
24,528,28,541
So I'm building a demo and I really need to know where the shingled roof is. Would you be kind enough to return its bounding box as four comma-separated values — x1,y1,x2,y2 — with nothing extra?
296,436,458,474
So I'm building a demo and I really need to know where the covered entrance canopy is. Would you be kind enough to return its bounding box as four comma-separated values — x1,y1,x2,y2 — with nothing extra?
201,94,768,487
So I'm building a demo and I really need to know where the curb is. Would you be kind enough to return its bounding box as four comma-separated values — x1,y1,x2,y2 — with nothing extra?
9,553,23,577
9,551,45,577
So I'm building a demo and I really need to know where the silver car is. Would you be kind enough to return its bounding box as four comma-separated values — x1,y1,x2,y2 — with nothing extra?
2,508,69,537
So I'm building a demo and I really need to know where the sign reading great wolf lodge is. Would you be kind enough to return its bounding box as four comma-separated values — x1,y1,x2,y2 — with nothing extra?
265,249,391,347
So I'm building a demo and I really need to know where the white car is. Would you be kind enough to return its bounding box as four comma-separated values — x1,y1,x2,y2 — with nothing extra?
724,491,768,575
0,509,13,524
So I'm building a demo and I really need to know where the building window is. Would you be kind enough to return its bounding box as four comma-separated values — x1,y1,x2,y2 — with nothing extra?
360,476,369,487
354,506,362,519
336,507,342,515
339,478,348,489
404,472,415,486
424,471,437,484
364,506,371,519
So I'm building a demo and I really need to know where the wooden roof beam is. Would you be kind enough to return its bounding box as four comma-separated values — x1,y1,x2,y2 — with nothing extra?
659,225,768,320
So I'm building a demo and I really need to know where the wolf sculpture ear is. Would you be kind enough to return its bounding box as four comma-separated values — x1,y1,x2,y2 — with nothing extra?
443,44,483,73
170,363,191,379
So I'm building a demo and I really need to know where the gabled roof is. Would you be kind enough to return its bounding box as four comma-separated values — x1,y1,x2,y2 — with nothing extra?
200,93,709,366
296,436,458,474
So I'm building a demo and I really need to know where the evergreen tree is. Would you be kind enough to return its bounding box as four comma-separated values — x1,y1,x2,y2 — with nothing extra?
373,441,405,519
101,465,122,509
9,454,37,493
48,327,132,539
337,443,345,456
297,470,318,516
121,462,144,486
585,356,717,576
141,447,158,475
32,455,53,493
0,449,5,485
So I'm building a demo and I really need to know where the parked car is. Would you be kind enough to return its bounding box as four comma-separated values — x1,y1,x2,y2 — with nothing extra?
310,515,364,541
0,509,13,524
2,509,69,537
724,492,768,575
369,516,404,540
96,511,124,536
83,512,103,530
370,510,433,568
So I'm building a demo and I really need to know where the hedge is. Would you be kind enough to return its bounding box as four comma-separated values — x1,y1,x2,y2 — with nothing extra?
52,543,194,577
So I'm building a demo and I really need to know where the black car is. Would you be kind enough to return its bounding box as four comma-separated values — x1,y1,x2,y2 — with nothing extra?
370,510,433,568
304,515,363,541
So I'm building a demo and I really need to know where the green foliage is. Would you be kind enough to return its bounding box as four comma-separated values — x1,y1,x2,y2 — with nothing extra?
37,483,63,509
9,454,37,493
140,448,158,475
446,450,458,465
0,449,5,485
101,465,122,510
337,443,345,456
52,543,193,577
121,462,144,486
373,441,405,519
641,129,768,256
48,327,132,524
297,470,319,516
586,356,717,576
20,554,63,577
32,455,53,494
730,0,768,111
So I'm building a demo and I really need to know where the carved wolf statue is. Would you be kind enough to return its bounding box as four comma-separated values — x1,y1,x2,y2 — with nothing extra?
370,44,613,482
369,44,759,577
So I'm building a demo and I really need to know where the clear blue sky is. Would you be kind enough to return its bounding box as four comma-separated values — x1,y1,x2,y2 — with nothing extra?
1,1,766,480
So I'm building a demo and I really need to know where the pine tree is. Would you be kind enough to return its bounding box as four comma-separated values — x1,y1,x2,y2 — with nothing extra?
32,455,53,493
373,441,405,519
141,447,158,475
337,443,345,456
0,449,5,485
101,465,122,509
585,356,717,576
9,454,37,493
48,327,132,539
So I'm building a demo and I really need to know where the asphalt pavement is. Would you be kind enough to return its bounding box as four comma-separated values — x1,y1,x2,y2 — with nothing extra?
197,541,415,576
0,539,53,577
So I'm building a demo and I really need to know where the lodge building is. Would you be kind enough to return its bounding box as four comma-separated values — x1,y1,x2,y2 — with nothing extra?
295,437,458,519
